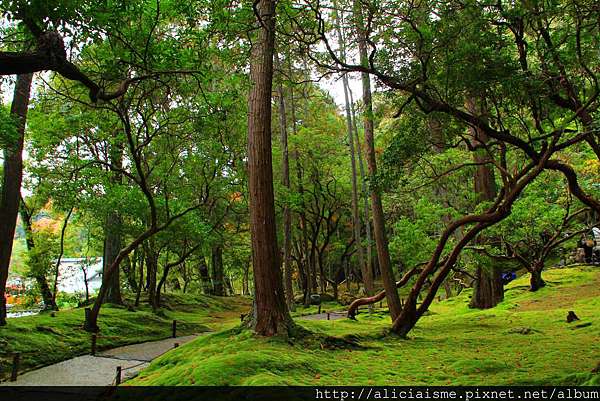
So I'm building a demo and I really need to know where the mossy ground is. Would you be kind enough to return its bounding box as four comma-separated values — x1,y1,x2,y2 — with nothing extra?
130,266,600,386
0,293,250,380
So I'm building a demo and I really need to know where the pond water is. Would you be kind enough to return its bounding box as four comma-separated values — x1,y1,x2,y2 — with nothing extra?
7,309,40,318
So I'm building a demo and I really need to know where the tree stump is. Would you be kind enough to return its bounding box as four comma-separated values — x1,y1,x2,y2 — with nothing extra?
567,311,579,323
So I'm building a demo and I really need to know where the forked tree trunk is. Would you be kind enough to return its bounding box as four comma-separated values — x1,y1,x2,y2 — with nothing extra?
0,73,33,326
246,0,292,336
355,7,402,320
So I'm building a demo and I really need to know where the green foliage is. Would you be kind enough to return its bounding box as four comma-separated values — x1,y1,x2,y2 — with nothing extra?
25,231,57,281
0,105,18,150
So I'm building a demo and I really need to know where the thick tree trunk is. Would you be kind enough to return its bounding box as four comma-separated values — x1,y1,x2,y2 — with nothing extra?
355,14,402,320
246,0,292,336
275,51,295,311
211,245,225,296
469,266,504,309
466,96,504,309
530,266,546,292
0,73,33,326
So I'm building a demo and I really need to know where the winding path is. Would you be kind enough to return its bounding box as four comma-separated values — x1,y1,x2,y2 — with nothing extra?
1,335,199,386
2,311,348,386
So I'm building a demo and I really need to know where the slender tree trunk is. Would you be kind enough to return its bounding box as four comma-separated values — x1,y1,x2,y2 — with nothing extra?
134,250,144,307
246,0,292,335
155,264,172,308
83,267,90,303
102,138,124,304
275,50,295,311
198,256,212,295
19,197,56,310
355,9,402,320
144,240,159,311
428,117,458,300
242,260,250,296
211,245,225,296
122,254,138,292
51,207,72,309
350,90,374,286
333,8,373,302
466,97,504,309
290,84,311,306
0,73,33,326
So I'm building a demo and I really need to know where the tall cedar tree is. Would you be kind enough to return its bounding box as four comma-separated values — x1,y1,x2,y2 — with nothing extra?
247,0,293,336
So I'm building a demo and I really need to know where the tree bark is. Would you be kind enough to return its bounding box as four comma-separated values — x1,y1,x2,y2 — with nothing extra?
103,211,123,304
0,73,33,326
350,91,374,288
211,245,225,296
333,7,373,302
134,249,144,307
246,0,292,336
275,50,295,311
290,83,311,306
466,97,503,310
530,265,546,292
355,7,402,321
198,256,213,295
102,137,124,304
144,240,159,311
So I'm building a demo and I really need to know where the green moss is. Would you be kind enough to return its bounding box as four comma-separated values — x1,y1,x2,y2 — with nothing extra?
129,266,600,386
0,293,250,380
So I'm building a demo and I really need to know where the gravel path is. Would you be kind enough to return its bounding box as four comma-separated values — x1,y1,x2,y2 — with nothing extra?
2,312,347,386
2,335,199,386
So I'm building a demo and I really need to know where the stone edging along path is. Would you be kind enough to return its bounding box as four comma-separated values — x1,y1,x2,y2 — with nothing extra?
1,334,199,386
1,311,347,386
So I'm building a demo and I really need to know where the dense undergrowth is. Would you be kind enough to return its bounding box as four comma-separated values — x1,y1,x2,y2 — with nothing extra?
130,266,600,386
0,293,250,381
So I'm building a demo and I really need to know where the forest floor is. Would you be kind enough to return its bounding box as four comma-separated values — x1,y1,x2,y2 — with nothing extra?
0,293,251,381
129,265,600,386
